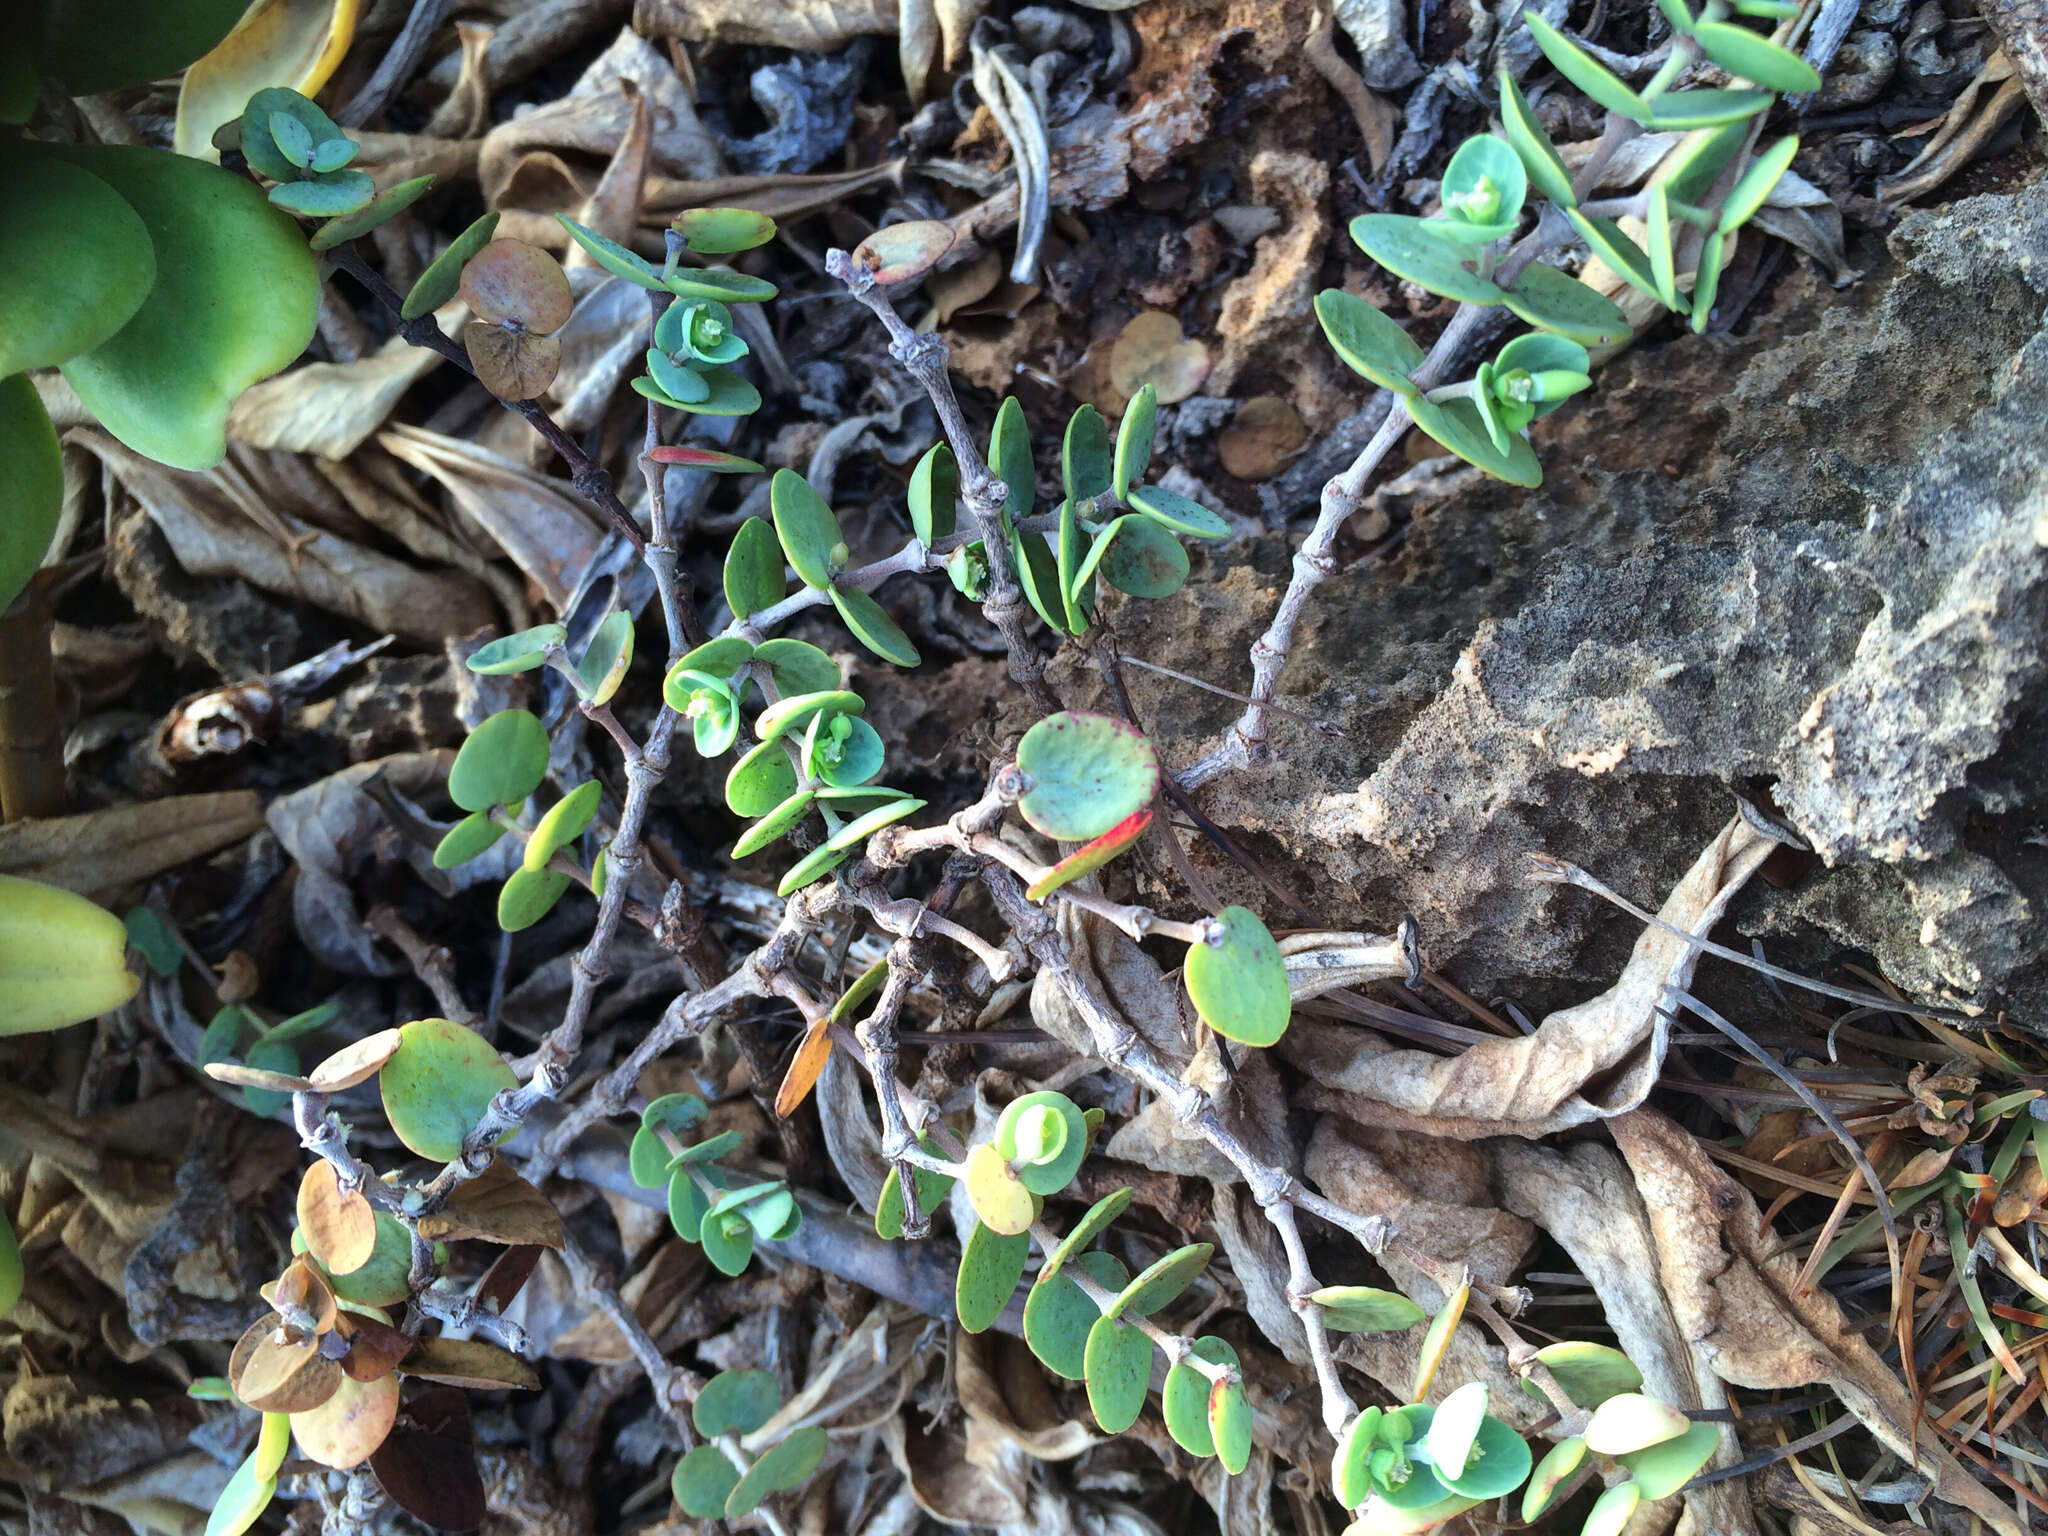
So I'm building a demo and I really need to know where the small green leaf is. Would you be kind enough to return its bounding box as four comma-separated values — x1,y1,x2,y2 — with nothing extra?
1663,121,1750,206
555,214,663,288
667,266,777,305
670,634,755,687
1412,1280,1467,1398
1617,1418,1719,1499
955,1219,1030,1333
576,610,635,705
1522,13,1648,119
239,89,343,182
310,174,434,252
1350,215,1507,305
668,1129,747,1169
1437,134,1526,240
200,1004,248,1067
1314,288,1425,396
267,172,375,219
1083,1312,1153,1433
123,906,183,977
908,442,958,546
634,366,762,416
1517,1341,1642,1407
754,638,839,697
630,1125,672,1188
448,709,549,813
757,689,865,743
1691,20,1821,90
468,623,566,674
1209,1370,1252,1476
1641,88,1772,130
1645,186,1686,313
730,789,817,858
694,1369,780,1438
241,1036,298,1117
1011,527,1069,635
1063,404,1114,504
988,396,1034,526
1109,1242,1213,1319
1581,1480,1642,1536
1039,1187,1134,1283
646,1092,709,1135
668,1167,716,1241
1016,711,1160,842
1095,515,1190,599
1584,1393,1691,1455
1406,392,1542,487
1496,69,1576,210
1024,1249,1128,1380
1564,210,1662,307
404,211,502,319
1333,1408,1385,1509
1126,483,1229,539
673,207,776,254
310,140,358,174
262,1002,337,1044
726,739,800,817
204,1448,277,1536
770,470,843,590
379,1017,519,1161
722,516,786,619
1521,1435,1586,1521
1436,1415,1532,1500
823,794,926,853
1057,496,1090,634
1185,906,1291,1047
831,586,921,667
995,1091,1088,1195
875,1138,954,1239
1502,263,1631,348
1163,1335,1238,1458
525,780,602,871
1719,135,1800,233
1112,384,1157,501
725,1426,826,1514
1428,1385,1488,1483
671,1445,742,1519
701,1210,756,1275
1310,1285,1426,1333
646,349,711,404
805,712,885,788
1691,231,1728,334
777,842,854,897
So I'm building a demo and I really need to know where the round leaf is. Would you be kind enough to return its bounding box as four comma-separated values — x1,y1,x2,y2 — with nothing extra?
668,1167,716,1242
755,638,839,696
674,207,775,254
1112,384,1157,500
460,239,571,333
726,1426,827,1514
1440,134,1527,235
432,812,505,870
908,442,958,546
1333,1408,1384,1509
1083,1313,1153,1433
379,1017,519,1161
1581,1480,1641,1536
726,739,799,817
1016,711,1160,842
576,611,634,705
875,1138,955,1240
0,147,155,377
497,861,571,930
300,1212,416,1307
965,1143,1038,1235
1502,263,1631,348
1039,1187,1134,1283
1521,1435,1586,1521
1163,1335,1238,1457
290,1371,400,1470
298,1162,376,1276
636,365,761,415
1518,1341,1642,1407
631,1125,673,1188
1350,215,1507,305
1691,231,1729,334
1311,1285,1426,1333
996,1091,1089,1195
672,1445,741,1518
1314,289,1425,396
1496,69,1576,210
758,689,866,742
1095,515,1189,598
701,1209,756,1275
1185,906,1291,1046
695,1368,780,1438
1405,392,1542,487
1025,1249,1128,1380
1425,1382,1487,1482
526,780,603,872
448,709,548,813
831,586,921,667
770,470,843,589
1692,20,1822,90
1435,1414,1531,1499
1617,1418,1719,1499
807,713,885,788
956,1219,1029,1333
42,0,250,96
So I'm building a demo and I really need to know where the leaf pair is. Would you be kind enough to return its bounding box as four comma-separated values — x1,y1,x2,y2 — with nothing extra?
630,1094,802,1276
769,471,923,666
672,1369,830,1519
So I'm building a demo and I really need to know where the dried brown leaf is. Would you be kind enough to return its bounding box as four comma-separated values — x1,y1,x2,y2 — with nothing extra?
398,1335,542,1391
309,1029,405,1093
337,1312,416,1382
227,336,442,460
369,1386,487,1531
0,791,262,903
1108,311,1209,404
299,1162,378,1275
415,1158,564,1249
633,0,896,49
1217,396,1308,481
463,322,564,402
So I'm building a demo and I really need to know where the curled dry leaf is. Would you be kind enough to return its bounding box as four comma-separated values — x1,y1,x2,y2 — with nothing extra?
308,1028,405,1092
413,1157,565,1249
1107,312,1209,405
0,789,263,903
459,239,575,333
274,1255,340,1336
205,1061,314,1094
233,1322,341,1414
336,1311,415,1382
852,220,958,287
299,1161,378,1275
463,322,564,402
398,1335,543,1392
1217,396,1309,481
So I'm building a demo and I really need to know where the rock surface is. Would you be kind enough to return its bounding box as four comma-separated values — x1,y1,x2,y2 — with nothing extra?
1069,177,2048,1016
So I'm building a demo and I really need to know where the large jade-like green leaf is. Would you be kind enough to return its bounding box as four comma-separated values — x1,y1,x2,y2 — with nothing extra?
0,148,155,378
50,146,317,472
0,375,61,612
35,0,249,95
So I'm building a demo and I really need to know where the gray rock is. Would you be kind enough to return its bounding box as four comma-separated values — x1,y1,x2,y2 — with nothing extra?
1082,177,2048,1017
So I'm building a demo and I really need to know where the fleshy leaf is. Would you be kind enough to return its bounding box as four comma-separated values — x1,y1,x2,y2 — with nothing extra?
1063,403,1114,504
468,622,565,674
1411,1280,1467,1398
1126,483,1229,539
448,709,549,813
770,470,843,589
1719,136,1800,233
1406,392,1542,487
695,1369,780,1438
554,214,662,288
776,841,854,897
876,1139,954,1240
310,175,435,252
1024,1249,1128,1380
1163,1335,1238,1457
1584,1393,1691,1455
666,266,776,305
1185,906,1291,1046
755,638,839,696
1617,1418,1719,1499
851,219,956,286
1691,19,1822,90
965,1143,1038,1235
576,610,634,705
1581,1481,1642,1536
700,1209,756,1275
1098,515,1190,598
1349,215,1507,305
1083,1312,1152,1433
726,739,800,817
1039,1187,1134,1283
1521,1435,1587,1521
995,1091,1088,1195
203,1448,277,1536
379,1017,519,1161
673,207,776,255
1497,69,1576,209
831,586,921,667
1518,1341,1642,1407
1501,263,1631,348
908,442,957,546
725,1426,827,1514
525,781,602,870
822,794,925,853
1025,809,1151,901
0,147,155,377
403,211,501,319
433,811,505,869
1315,288,1425,396
1209,1370,1252,1476
1438,134,1527,239
290,1371,400,1470
672,1445,741,1518
730,789,818,859
648,443,762,472
1016,712,1161,842
1641,88,1772,130
956,1219,1029,1333
1109,1242,1213,1319
1112,383,1157,501
0,376,61,611
723,516,786,619
1435,1414,1531,1499
1522,13,1648,119
1310,1285,1426,1333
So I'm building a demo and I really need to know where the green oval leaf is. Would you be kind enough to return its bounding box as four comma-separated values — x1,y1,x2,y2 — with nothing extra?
50,145,317,472
1096,515,1190,599
674,207,777,255
770,470,843,590
1518,1341,1642,1407
630,1124,672,1188
555,214,663,288
668,1166,717,1241
824,795,926,853
1691,20,1821,91
722,516,786,619
1719,135,1800,233
203,1448,277,1536
1311,1285,1426,1333
1663,121,1750,206
0,147,155,377
1332,1407,1384,1509
1497,69,1576,210
875,1137,954,1239
695,1369,780,1438
576,611,635,705
1209,1370,1252,1475
1641,88,1772,130
1617,1418,1719,1499
1109,1242,1213,1319
448,709,549,813
1063,403,1114,504
1186,906,1291,1047
1314,288,1425,397
1691,231,1729,334
1083,1312,1153,1433
1406,392,1542,487
1645,185,1686,313
777,841,854,897
701,1208,756,1275
433,810,507,869
671,635,756,687
403,210,502,319
468,622,566,674
0,1209,21,1320
1521,1435,1587,1521
1436,1414,1531,1500
379,1017,519,1160
39,0,250,96
1163,1335,1238,1458
726,738,800,817
671,1445,742,1519
995,1091,1088,1195
831,585,921,667
755,638,839,696
1439,133,1527,238
730,789,817,858
525,780,602,870
1025,1249,1128,1380
807,713,885,788
1502,262,1631,348
1016,711,1160,842
757,689,865,743
498,863,571,931
1011,527,1068,634
301,1211,415,1304
988,395,1034,526
267,172,375,219
633,365,760,416
1581,1480,1642,1536
726,1426,825,1514
955,1220,1029,1333
310,174,435,252
1126,483,1229,539
668,266,777,306
1112,384,1157,502
1350,214,1507,305
1039,1187,1134,1284
908,442,958,546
